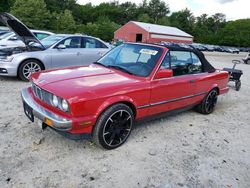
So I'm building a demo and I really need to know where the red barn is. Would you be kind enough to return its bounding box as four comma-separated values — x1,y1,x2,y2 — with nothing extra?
114,21,193,44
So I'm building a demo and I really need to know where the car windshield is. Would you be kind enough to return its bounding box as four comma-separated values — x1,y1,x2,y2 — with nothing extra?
40,35,65,48
0,32,13,40
97,44,163,77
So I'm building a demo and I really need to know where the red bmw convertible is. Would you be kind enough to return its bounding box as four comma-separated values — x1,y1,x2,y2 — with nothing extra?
21,43,229,149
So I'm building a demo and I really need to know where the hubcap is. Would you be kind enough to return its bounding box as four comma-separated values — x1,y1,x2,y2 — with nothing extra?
23,62,41,79
205,90,217,113
103,110,132,147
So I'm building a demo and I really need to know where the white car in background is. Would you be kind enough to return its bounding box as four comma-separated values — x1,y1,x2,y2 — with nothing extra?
0,13,111,81
0,30,54,48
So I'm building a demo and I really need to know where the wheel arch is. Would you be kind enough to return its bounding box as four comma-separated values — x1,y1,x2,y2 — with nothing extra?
17,58,45,74
96,96,138,120
208,84,220,95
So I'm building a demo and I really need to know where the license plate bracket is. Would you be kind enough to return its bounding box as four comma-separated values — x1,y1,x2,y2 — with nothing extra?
23,102,34,122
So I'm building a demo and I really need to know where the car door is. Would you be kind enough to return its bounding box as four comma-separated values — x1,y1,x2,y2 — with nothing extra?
185,52,209,104
50,36,82,68
78,37,110,65
149,50,197,115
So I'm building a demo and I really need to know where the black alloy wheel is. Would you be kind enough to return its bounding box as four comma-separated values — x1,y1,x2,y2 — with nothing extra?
196,89,218,114
93,104,134,149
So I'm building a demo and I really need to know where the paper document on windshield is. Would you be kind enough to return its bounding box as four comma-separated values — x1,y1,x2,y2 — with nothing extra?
140,49,158,55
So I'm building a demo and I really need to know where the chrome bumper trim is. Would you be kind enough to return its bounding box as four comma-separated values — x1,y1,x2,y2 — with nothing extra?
21,88,72,131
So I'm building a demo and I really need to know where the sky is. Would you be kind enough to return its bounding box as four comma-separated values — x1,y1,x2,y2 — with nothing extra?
77,0,250,21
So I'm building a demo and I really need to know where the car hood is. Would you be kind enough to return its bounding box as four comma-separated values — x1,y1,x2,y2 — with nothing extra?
0,13,45,50
30,64,141,101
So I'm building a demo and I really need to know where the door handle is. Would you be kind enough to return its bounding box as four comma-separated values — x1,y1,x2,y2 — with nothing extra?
98,52,104,56
190,80,196,83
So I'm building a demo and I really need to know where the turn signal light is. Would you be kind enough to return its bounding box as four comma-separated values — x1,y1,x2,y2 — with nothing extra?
44,118,53,126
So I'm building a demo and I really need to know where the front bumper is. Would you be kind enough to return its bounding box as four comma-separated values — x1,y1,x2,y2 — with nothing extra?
0,61,18,76
21,88,72,131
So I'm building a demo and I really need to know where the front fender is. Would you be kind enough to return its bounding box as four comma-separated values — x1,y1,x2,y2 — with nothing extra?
13,51,51,70
96,95,137,118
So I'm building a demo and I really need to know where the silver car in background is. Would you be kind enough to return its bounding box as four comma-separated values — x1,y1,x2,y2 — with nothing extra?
0,30,54,48
0,13,111,81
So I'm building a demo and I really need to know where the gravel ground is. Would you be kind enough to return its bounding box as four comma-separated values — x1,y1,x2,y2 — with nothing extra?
0,52,249,188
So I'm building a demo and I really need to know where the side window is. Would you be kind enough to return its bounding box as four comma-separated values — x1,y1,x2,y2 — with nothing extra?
169,51,203,76
82,37,107,48
96,40,108,48
190,53,203,74
159,52,170,69
57,37,81,48
170,51,192,76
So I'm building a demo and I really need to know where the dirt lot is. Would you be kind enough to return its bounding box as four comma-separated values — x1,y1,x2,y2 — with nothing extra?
0,52,250,188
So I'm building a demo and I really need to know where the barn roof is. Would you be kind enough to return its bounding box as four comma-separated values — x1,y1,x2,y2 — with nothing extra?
131,21,193,38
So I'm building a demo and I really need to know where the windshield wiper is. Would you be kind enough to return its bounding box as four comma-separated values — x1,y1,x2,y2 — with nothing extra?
93,62,107,67
107,65,134,75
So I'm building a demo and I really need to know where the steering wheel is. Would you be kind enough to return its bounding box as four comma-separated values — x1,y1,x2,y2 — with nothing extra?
232,60,241,64
138,64,152,76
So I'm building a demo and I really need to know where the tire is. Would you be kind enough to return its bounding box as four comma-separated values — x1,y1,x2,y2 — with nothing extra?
196,89,218,114
18,59,43,81
235,80,241,91
93,103,134,149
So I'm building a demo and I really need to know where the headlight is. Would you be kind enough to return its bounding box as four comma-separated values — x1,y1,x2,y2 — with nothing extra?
52,95,59,107
3,55,14,62
61,99,69,112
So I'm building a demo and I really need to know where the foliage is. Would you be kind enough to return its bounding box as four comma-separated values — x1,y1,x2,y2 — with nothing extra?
169,9,195,35
0,0,249,46
10,0,50,29
56,9,76,33
80,17,120,41
148,0,169,23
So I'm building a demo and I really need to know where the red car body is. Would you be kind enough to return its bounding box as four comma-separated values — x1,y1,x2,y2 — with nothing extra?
21,43,229,148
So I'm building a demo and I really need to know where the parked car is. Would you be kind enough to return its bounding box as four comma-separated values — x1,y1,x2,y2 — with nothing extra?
177,43,192,49
0,13,111,81
189,44,207,51
0,30,54,48
228,47,240,54
21,43,229,149
203,44,214,52
0,30,10,36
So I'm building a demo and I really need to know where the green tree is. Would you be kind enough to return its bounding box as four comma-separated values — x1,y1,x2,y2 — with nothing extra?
56,9,76,33
137,13,153,23
95,17,120,41
44,0,76,13
119,2,138,24
0,0,15,13
80,17,120,41
170,8,195,35
10,0,50,29
148,0,170,23
72,3,95,24
212,13,226,34
218,19,250,47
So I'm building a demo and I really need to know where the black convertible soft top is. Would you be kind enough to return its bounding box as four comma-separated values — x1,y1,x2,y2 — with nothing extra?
160,44,216,73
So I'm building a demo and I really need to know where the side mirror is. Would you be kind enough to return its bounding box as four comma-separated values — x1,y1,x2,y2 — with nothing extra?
57,44,66,49
9,36,18,41
154,69,173,79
